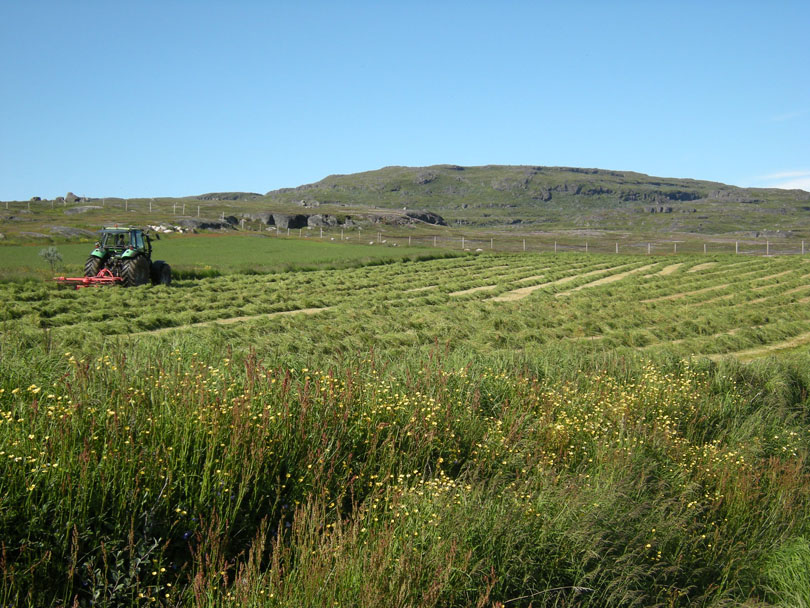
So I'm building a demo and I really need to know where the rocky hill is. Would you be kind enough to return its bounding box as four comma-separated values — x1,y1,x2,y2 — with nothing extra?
264,165,810,234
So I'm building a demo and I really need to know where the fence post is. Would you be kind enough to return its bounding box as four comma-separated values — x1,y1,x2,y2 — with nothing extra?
490,237,493,250
149,200,152,212
462,236,465,249
554,241,557,253
615,242,618,254
173,203,176,214
766,241,770,256
803,240,805,255
433,236,436,247
523,239,526,252
125,200,128,212
704,243,707,254
409,236,412,246
241,218,245,230
647,243,651,255
320,227,323,238
736,241,739,254
585,242,588,253
287,227,290,236
341,228,344,240
197,206,200,218
674,242,677,254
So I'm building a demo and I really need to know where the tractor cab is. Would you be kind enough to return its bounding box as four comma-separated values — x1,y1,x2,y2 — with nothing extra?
94,227,153,259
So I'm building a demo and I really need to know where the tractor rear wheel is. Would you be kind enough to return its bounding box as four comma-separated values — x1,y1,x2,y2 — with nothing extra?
122,256,150,287
84,256,102,277
151,261,172,286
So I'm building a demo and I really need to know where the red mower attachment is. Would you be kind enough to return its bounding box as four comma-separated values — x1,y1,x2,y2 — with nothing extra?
54,268,124,289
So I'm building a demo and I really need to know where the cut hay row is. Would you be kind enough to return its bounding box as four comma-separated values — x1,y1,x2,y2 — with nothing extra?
555,263,658,296
641,284,731,303
490,262,633,302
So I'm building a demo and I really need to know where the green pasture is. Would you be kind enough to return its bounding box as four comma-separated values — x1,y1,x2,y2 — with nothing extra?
0,233,450,279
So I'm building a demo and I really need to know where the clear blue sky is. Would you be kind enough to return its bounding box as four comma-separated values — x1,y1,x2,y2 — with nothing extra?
1,1,808,200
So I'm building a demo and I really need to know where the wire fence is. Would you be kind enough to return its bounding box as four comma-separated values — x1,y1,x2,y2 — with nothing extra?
274,226,808,257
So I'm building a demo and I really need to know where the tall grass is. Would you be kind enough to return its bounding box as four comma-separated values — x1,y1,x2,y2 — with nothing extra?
1,325,809,606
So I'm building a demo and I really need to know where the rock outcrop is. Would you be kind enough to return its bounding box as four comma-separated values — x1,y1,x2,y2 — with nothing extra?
307,214,339,227
177,218,235,231
404,210,447,225
272,214,309,229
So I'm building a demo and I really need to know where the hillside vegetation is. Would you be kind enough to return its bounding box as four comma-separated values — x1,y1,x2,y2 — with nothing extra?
265,165,810,233
4,165,809,242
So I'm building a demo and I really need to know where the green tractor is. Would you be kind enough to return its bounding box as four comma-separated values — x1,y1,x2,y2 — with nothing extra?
84,226,171,287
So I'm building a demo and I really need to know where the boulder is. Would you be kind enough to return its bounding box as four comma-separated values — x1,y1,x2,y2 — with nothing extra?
30,196,41,202
65,192,82,203
404,210,447,226
242,212,275,225
307,214,339,227
272,213,308,229
177,218,235,231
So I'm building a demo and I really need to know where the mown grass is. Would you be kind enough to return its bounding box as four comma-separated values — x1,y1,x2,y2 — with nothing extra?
2,252,810,606
5,252,810,361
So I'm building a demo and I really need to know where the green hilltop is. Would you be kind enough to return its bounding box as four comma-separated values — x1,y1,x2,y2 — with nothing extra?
265,164,810,235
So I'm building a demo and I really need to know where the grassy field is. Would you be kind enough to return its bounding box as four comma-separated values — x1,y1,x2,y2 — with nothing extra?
2,250,810,606
0,234,454,280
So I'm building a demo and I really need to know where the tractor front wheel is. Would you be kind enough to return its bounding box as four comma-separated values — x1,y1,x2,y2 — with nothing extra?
84,256,103,278
122,256,150,287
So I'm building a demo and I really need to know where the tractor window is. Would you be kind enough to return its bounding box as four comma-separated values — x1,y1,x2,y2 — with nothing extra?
132,231,144,249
